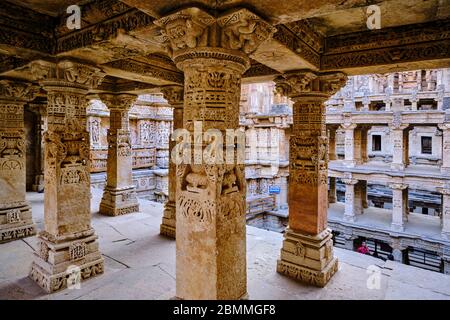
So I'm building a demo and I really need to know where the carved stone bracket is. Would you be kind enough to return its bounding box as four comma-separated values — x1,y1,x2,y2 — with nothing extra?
160,85,184,107
0,79,39,103
154,7,276,70
275,70,347,101
31,60,105,91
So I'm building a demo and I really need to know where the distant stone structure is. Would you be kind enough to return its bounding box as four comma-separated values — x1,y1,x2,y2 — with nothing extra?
241,68,450,274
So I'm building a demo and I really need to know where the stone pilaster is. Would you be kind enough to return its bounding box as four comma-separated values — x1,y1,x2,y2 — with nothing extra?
360,126,369,164
0,80,38,242
29,60,105,293
342,123,357,167
328,126,338,161
98,94,139,216
29,102,47,193
342,176,359,222
439,124,450,175
328,176,337,204
155,7,275,299
439,187,450,240
274,70,347,287
360,180,368,209
389,119,409,170
390,183,408,232
160,85,184,239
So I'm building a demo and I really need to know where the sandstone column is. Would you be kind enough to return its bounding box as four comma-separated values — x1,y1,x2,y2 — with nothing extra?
328,126,337,161
29,60,105,293
275,70,347,287
160,85,184,238
342,123,357,167
0,80,38,242
361,126,369,164
361,180,369,209
390,183,408,232
155,7,275,299
440,187,450,240
390,122,409,170
439,124,450,175
98,94,139,216
328,176,337,204
29,102,47,192
343,177,359,222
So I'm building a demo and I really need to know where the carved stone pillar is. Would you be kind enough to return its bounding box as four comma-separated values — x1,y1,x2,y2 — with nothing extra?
98,94,139,216
328,126,337,161
342,123,357,167
343,177,358,222
29,102,47,193
274,70,347,287
29,60,105,293
155,7,275,299
328,176,337,204
390,121,409,170
361,126,369,164
360,180,368,209
390,183,408,232
160,85,184,239
279,175,289,209
439,124,450,175
440,187,450,240
0,80,38,242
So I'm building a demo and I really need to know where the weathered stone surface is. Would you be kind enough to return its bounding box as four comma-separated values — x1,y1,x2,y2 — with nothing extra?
0,80,38,243
98,93,140,217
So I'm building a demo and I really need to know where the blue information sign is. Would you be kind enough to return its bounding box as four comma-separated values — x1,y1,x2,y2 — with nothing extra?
269,186,281,194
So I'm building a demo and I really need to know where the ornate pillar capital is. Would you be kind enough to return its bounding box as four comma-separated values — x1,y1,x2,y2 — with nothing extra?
30,60,105,92
98,93,137,111
342,178,358,185
389,183,408,190
0,79,39,103
160,85,184,107
438,123,450,131
154,7,276,71
341,123,357,130
389,112,409,130
275,70,347,101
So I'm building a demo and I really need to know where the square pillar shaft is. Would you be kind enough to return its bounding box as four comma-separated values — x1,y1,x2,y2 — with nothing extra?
29,60,105,293
99,94,139,216
274,71,347,287
0,80,38,242
390,183,408,232
160,86,184,239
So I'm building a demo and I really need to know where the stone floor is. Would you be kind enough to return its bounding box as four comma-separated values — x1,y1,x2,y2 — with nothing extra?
1,188,450,300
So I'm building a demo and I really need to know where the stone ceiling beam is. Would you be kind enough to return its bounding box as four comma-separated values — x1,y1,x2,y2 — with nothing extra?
321,19,450,75
101,58,184,85
120,0,379,25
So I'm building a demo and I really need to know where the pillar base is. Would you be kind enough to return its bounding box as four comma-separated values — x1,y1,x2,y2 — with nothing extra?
276,228,338,287
391,163,405,171
0,204,36,243
343,215,356,223
160,202,176,239
32,175,45,193
29,229,104,293
344,160,356,168
99,186,139,216
160,224,175,239
391,223,404,232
